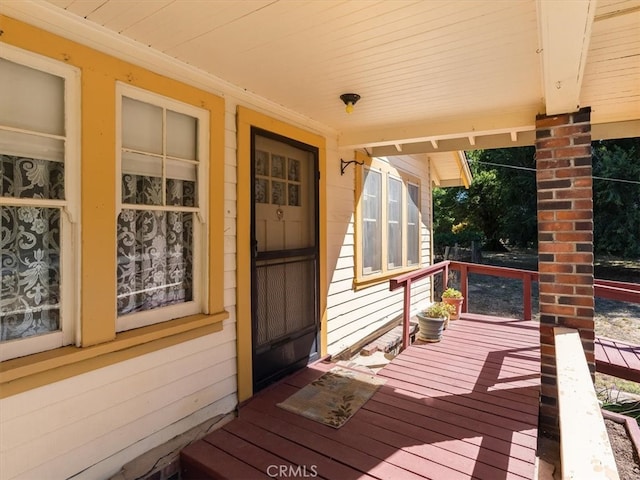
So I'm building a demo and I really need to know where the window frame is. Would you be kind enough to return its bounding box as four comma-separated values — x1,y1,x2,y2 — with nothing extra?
0,45,81,361
115,83,209,332
354,155,422,287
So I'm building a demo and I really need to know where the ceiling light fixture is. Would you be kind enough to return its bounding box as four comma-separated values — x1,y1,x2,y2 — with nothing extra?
340,93,360,114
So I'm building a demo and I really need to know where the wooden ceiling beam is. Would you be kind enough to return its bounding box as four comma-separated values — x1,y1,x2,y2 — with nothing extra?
537,0,596,115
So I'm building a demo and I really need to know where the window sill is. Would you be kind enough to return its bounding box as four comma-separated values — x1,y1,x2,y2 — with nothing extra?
0,311,229,398
353,265,423,291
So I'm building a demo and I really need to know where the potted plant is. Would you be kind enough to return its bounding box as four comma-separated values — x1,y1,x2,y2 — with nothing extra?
441,287,464,320
416,302,455,342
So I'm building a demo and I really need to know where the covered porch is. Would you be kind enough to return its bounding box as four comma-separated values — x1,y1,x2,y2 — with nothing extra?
182,312,541,480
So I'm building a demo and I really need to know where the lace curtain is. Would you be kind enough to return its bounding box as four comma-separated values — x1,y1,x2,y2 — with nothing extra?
1,155,63,340
116,173,194,316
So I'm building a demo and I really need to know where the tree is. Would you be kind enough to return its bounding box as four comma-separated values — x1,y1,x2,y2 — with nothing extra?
434,147,537,251
433,140,639,258
592,139,640,257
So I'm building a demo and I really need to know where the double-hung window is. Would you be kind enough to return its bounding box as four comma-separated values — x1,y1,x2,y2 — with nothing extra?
356,157,421,284
116,85,208,331
0,48,80,360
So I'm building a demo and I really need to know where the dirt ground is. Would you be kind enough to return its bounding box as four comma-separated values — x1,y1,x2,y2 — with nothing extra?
606,419,640,480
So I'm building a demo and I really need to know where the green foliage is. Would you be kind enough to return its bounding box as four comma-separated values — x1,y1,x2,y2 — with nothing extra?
441,288,462,298
434,146,537,251
592,139,640,258
420,302,455,318
433,140,639,259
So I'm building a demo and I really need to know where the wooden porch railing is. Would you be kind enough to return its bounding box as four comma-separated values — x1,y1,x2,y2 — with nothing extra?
555,327,619,479
390,260,640,352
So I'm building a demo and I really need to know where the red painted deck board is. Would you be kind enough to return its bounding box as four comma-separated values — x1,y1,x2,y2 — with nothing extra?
181,314,541,479
595,336,640,383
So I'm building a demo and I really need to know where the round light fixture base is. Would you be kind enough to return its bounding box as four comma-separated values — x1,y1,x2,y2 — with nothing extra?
340,93,361,114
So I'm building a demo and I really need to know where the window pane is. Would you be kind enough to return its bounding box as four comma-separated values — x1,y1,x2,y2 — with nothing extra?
122,97,163,154
0,58,64,136
167,159,197,207
387,177,402,269
117,209,193,315
1,154,64,200
0,129,64,163
407,183,420,266
167,110,197,160
1,206,61,340
362,169,382,274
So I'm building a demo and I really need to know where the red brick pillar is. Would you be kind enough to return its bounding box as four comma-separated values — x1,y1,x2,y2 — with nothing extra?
535,107,594,438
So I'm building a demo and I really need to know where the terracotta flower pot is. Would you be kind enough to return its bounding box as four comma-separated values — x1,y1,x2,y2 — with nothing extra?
442,296,464,320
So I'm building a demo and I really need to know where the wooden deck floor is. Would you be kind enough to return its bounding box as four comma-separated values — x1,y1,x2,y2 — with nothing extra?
595,336,640,383
181,314,541,480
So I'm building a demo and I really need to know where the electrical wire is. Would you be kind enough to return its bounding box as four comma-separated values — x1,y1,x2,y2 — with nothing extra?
470,160,640,185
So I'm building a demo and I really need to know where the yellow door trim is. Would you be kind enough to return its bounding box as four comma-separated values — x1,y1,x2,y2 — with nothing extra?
236,106,327,402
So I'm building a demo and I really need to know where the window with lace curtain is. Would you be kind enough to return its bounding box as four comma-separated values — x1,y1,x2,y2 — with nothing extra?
0,50,79,361
116,85,208,332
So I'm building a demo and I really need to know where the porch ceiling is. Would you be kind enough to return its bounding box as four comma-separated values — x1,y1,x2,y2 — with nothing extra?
2,0,639,155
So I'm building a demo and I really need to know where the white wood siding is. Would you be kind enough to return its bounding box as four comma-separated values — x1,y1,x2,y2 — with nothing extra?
325,152,433,356
0,329,238,479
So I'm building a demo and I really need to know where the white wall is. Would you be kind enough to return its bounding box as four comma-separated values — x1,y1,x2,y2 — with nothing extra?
0,329,238,479
324,152,433,356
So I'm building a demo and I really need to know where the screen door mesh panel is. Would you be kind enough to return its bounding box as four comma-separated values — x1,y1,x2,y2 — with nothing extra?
255,257,316,348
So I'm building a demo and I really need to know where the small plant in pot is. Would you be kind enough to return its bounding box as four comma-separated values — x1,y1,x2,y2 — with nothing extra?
416,302,455,342
441,287,464,320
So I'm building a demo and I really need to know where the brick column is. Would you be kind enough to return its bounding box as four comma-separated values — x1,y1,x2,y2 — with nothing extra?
535,107,594,438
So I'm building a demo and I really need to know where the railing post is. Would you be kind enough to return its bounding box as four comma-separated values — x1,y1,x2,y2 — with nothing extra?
443,264,449,292
523,273,532,321
460,264,469,313
402,279,412,351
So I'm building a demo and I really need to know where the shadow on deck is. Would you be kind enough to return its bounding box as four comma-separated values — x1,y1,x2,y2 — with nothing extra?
182,313,541,479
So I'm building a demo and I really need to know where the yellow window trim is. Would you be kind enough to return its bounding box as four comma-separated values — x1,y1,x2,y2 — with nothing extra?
352,266,424,291
0,311,228,398
354,153,423,287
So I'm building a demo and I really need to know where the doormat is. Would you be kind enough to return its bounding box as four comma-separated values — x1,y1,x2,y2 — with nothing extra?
277,366,386,428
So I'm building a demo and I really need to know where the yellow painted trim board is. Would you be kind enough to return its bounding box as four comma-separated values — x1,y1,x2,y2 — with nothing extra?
0,312,228,398
236,106,327,401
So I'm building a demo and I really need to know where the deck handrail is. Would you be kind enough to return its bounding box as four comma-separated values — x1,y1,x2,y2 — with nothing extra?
389,260,451,350
554,327,619,479
389,260,640,351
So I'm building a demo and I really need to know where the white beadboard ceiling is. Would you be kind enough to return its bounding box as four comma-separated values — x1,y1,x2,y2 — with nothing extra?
2,0,639,155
